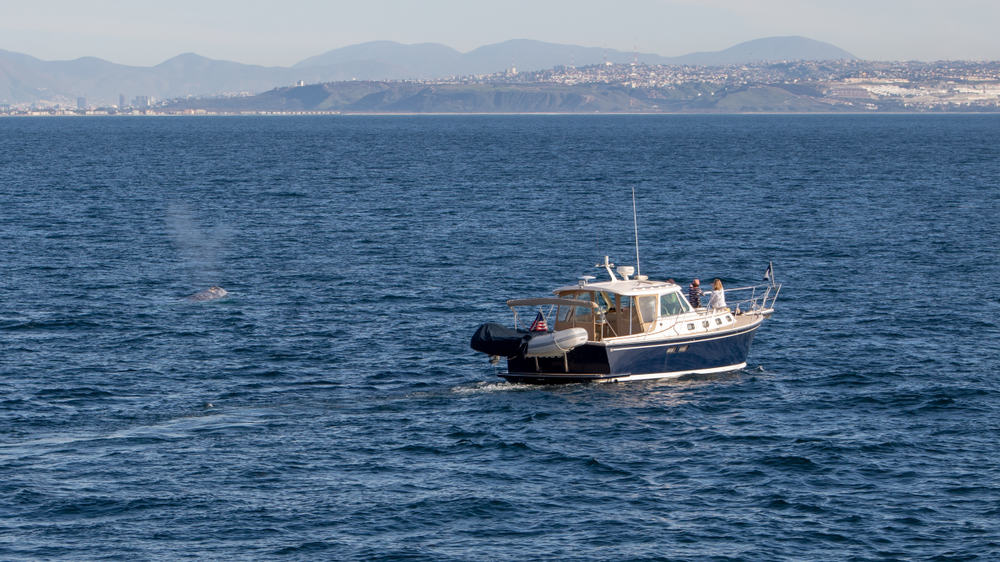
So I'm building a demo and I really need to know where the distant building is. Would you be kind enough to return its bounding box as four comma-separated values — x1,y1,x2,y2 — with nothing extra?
828,86,873,99
119,94,126,109
133,96,150,108
77,97,86,110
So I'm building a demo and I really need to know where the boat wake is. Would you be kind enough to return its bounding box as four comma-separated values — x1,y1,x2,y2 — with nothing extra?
450,381,541,395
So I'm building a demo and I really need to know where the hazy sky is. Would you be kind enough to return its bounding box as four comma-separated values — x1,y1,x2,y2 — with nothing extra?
2,0,998,66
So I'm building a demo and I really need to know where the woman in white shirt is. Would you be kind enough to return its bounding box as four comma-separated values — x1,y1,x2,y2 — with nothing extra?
707,278,727,309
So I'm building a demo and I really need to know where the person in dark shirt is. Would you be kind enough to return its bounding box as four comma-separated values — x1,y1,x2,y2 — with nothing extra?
688,278,703,308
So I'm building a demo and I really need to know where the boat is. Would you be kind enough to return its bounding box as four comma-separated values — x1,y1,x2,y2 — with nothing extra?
470,256,780,384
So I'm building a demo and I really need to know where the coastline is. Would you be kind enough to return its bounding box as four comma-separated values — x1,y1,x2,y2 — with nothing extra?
4,110,1000,117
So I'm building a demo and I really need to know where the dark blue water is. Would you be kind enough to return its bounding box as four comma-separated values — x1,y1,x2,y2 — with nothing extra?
2,115,999,560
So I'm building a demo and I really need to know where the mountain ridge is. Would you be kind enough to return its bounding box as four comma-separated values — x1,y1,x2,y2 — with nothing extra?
664,36,855,65
0,37,857,105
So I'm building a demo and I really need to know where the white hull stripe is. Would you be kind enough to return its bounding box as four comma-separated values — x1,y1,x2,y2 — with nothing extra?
601,363,747,382
504,362,748,382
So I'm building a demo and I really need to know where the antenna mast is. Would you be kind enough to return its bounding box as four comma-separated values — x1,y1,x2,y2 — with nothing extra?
632,187,640,276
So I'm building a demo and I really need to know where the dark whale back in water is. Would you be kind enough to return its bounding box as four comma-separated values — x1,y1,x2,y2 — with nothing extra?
187,286,228,301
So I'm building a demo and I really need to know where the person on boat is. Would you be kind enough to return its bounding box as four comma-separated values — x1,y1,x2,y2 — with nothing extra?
688,279,703,308
708,278,727,309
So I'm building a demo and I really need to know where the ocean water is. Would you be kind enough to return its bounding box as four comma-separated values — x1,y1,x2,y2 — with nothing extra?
1,114,999,560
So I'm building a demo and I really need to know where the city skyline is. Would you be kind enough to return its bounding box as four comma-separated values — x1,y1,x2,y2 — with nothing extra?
2,0,999,67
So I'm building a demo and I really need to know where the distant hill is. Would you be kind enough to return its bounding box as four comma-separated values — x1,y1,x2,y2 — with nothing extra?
295,39,648,78
294,41,464,77
163,82,659,113
663,36,855,65
0,50,302,105
294,37,855,77
160,80,849,114
0,37,857,106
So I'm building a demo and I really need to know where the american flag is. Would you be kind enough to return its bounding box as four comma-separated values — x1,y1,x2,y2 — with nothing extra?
529,311,548,332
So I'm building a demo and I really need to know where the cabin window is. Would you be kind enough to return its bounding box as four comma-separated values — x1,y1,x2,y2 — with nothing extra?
636,295,657,324
556,291,595,323
687,323,695,331
715,318,723,325
702,320,710,328
659,292,688,316
557,305,572,323
556,292,571,322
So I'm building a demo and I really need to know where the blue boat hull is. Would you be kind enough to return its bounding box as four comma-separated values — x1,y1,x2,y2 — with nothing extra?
503,321,761,384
